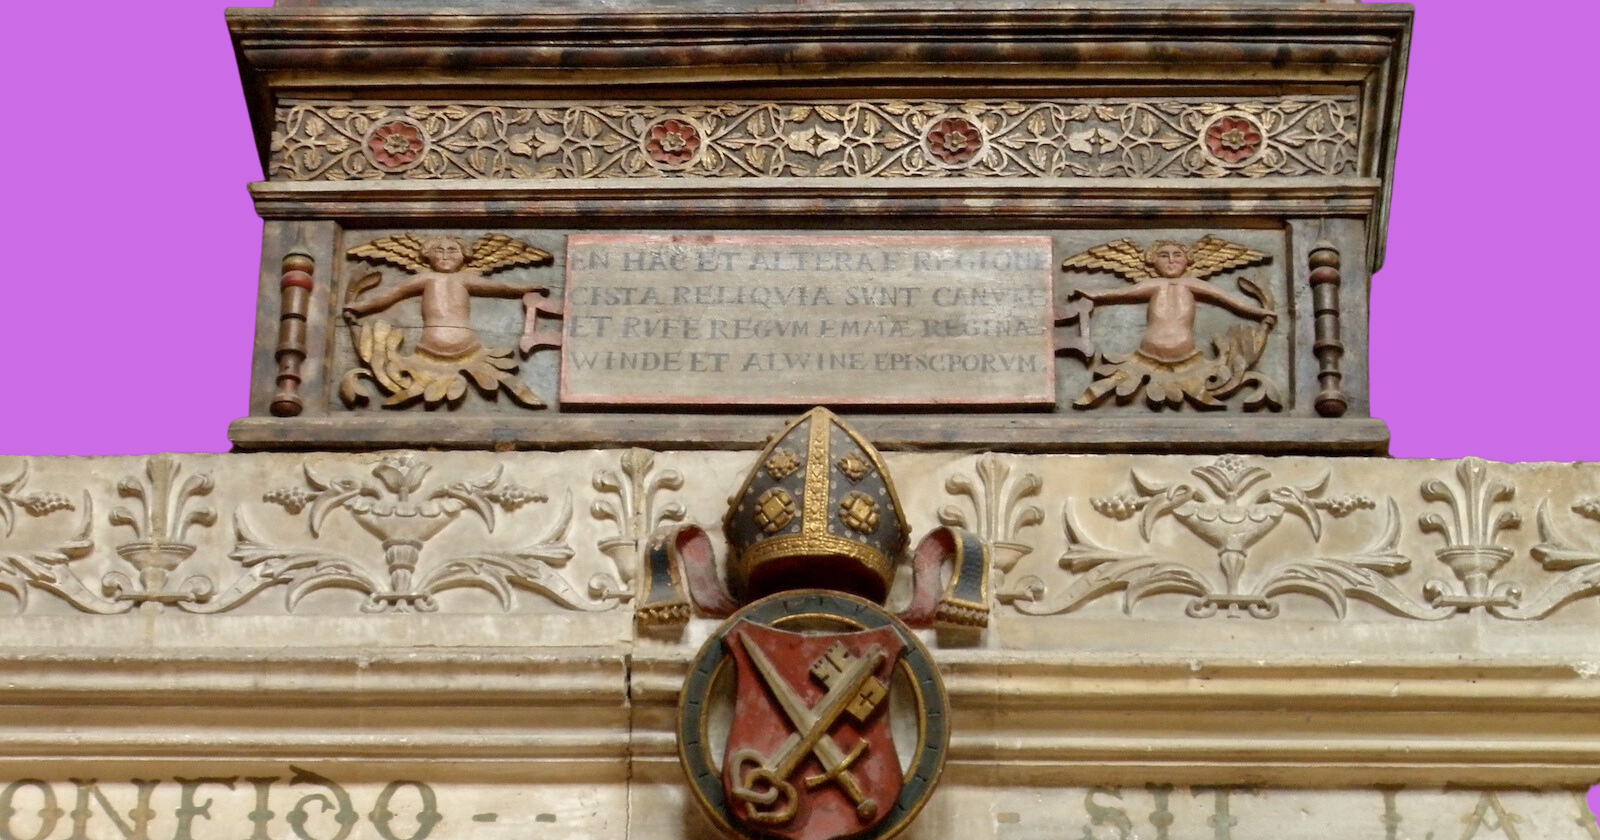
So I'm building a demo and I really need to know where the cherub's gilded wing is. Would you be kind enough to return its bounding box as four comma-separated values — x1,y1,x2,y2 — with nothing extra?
467,233,553,275
346,234,427,273
1186,236,1271,279
1060,239,1153,281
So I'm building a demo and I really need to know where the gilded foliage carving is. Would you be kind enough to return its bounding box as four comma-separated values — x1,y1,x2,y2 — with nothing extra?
270,98,1358,182
1004,456,1447,619
1058,236,1282,412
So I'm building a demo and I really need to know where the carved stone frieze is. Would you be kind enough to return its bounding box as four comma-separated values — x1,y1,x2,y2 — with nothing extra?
1418,457,1524,613
936,455,1043,585
1003,455,1446,619
105,455,217,610
0,461,95,613
590,448,685,600
269,98,1359,182
202,454,618,614
1504,496,1600,620
2,453,1600,627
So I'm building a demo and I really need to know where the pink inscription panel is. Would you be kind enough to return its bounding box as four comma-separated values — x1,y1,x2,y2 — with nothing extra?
560,234,1056,406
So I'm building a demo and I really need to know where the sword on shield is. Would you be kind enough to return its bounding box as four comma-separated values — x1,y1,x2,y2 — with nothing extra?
729,631,890,825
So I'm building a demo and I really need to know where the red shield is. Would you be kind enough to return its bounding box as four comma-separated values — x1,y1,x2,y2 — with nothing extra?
721,620,905,840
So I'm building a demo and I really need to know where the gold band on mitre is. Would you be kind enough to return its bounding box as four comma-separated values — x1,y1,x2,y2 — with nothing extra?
724,407,907,604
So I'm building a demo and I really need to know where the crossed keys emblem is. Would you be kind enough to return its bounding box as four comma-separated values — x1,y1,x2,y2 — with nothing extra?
729,633,892,826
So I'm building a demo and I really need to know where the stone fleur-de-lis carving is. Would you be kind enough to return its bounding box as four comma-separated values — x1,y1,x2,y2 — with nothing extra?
0,461,96,613
1493,496,1600,620
193,454,621,614
105,455,217,610
1418,458,1522,612
937,455,1043,581
1004,455,1446,619
591,448,684,600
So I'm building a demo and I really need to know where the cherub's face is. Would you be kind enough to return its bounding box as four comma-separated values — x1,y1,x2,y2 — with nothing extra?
1149,244,1189,279
421,238,466,272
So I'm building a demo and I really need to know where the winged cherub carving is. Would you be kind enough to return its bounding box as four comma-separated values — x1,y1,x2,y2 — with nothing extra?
339,233,561,408
1057,236,1283,411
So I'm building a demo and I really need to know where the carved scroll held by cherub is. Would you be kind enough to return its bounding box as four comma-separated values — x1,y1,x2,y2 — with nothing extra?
1055,235,1283,411
339,233,564,408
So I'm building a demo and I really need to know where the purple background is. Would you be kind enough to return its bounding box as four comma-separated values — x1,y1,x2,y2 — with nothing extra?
1,0,1596,463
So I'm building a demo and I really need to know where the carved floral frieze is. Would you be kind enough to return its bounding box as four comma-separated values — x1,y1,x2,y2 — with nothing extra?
1509,495,1600,620
269,98,1359,182
0,453,1597,625
937,455,1043,586
1002,455,1448,619
208,454,619,614
590,448,685,601
1417,457,1524,613
0,461,95,612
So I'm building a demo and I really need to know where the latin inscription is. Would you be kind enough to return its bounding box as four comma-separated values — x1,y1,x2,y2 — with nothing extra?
0,777,1593,840
560,235,1056,406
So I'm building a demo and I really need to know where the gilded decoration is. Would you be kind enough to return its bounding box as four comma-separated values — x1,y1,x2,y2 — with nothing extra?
836,454,871,483
838,491,880,534
270,98,1358,181
766,449,802,481
756,488,797,534
1058,236,1283,411
340,233,560,409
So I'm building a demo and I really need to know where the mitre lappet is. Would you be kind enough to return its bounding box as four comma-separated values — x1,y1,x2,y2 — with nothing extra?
635,407,990,627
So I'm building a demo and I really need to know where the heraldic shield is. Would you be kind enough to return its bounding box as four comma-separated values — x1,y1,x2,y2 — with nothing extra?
679,591,949,840
724,620,904,839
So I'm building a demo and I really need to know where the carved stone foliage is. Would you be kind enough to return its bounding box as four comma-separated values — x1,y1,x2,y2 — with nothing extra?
8,454,1600,626
0,461,94,613
1417,457,1524,614
0,457,222,615
270,98,1359,181
937,455,1043,584
1004,455,1447,619
106,455,217,609
1501,495,1600,620
591,448,685,600
198,455,623,614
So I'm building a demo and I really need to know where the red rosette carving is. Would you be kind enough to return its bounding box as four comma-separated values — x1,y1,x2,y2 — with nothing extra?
645,118,701,167
1203,115,1264,165
925,116,984,165
366,120,427,170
